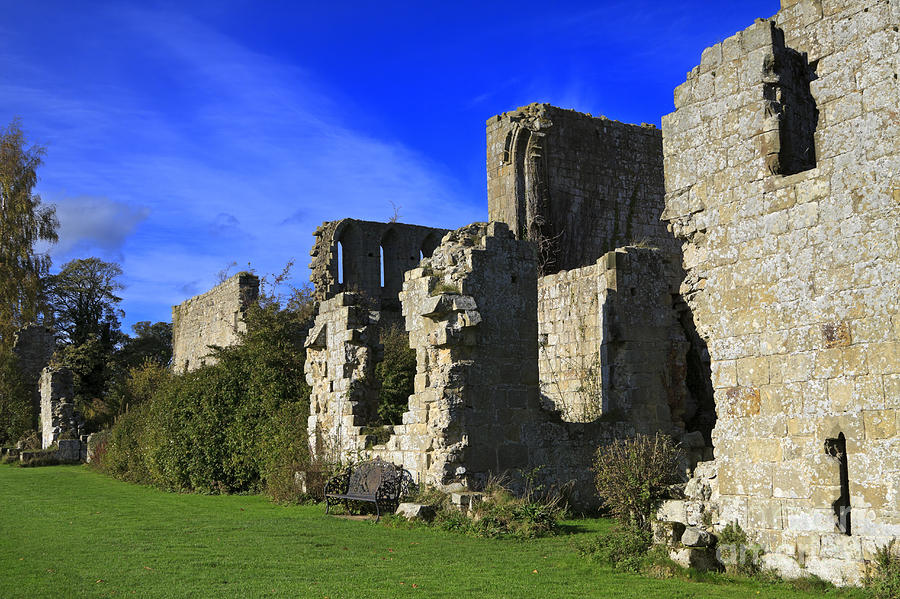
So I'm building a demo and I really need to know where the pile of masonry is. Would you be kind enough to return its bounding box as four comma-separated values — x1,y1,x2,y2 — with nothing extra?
168,0,898,586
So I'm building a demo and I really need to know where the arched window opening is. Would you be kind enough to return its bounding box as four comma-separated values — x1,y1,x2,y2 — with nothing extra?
380,228,401,296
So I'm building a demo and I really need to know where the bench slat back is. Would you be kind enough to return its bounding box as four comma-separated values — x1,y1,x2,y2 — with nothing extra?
347,459,397,495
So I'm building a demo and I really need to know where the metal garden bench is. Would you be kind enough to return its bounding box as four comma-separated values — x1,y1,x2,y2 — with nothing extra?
324,457,413,521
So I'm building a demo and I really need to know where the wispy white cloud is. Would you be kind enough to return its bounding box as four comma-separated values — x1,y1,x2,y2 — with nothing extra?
52,196,149,257
0,4,481,325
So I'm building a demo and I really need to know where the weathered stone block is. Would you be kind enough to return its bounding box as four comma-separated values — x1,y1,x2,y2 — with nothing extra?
395,503,436,522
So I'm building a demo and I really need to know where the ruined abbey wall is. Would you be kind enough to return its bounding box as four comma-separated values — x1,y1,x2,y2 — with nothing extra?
305,291,381,457
486,104,677,273
304,222,694,506
659,0,899,584
171,272,259,371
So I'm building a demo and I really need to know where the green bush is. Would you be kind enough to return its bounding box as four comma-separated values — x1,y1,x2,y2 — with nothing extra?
593,433,683,531
94,296,314,498
374,324,415,425
866,540,900,599
576,525,653,572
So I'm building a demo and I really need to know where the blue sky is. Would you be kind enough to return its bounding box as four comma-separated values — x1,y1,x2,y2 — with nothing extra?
0,0,779,329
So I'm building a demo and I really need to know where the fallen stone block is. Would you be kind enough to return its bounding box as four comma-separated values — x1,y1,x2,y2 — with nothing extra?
669,546,721,571
396,503,436,521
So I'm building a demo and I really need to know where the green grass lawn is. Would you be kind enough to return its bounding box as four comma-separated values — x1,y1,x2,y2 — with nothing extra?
0,464,863,598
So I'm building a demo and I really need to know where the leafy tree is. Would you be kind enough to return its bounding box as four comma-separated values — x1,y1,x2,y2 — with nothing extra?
0,346,30,445
46,257,124,347
0,118,58,346
93,290,317,500
115,321,173,370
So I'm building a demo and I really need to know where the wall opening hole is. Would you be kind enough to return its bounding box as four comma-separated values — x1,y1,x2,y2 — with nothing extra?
380,245,385,288
824,432,851,535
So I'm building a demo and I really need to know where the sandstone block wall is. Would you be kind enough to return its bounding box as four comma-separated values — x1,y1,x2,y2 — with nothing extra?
661,0,899,584
11,325,56,429
309,219,449,304
304,223,695,507
171,272,259,371
486,103,677,273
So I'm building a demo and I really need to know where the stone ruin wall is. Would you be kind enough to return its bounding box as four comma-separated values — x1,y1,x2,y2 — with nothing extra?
537,248,699,443
171,272,259,371
658,0,899,584
486,103,679,273
305,222,694,506
11,324,56,429
305,291,382,457
304,219,456,458
368,223,541,489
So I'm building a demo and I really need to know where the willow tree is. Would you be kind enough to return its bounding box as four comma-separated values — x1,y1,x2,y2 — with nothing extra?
0,118,58,346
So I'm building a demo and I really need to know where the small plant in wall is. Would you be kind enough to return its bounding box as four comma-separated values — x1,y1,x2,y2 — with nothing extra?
716,521,763,576
865,539,900,599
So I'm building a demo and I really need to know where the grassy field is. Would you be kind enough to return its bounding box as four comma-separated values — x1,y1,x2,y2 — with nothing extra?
0,465,864,599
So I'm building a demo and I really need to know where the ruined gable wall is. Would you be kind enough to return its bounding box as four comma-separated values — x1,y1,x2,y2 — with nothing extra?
171,272,259,371
309,219,449,304
661,0,899,584
486,104,677,273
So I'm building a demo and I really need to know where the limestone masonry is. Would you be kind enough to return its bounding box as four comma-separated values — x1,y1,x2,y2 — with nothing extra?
170,0,898,585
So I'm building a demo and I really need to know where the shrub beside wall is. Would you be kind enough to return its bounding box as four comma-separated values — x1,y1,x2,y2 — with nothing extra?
92,300,314,499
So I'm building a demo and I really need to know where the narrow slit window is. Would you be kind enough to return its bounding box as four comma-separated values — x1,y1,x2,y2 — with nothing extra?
824,433,851,535
380,245,385,288
337,241,344,285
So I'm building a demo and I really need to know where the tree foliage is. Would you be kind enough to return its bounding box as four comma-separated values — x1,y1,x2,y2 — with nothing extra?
0,118,58,346
0,345,30,445
374,323,416,425
46,257,124,347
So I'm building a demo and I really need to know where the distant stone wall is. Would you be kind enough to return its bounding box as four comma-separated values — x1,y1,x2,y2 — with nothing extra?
486,103,677,273
11,325,56,429
538,247,693,435
171,272,259,371
309,219,449,304
659,0,899,585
